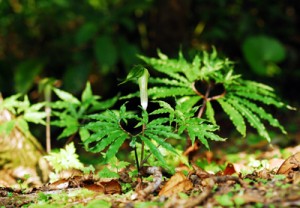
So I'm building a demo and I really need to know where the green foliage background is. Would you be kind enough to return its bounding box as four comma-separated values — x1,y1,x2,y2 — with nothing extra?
0,0,299,146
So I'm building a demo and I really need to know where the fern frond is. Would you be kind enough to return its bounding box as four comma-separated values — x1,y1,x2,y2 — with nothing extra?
231,96,286,134
177,96,201,112
147,117,170,127
149,77,188,87
144,132,178,155
120,92,140,100
244,80,275,92
202,131,226,142
148,87,195,99
138,54,183,73
104,134,128,161
230,82,276,97
234,90,285,108
140,135,168,168
217,99,246,137
226,98,271,142
205,101,216,125
150,100,175,122
151,100,174,112
86,129,126,153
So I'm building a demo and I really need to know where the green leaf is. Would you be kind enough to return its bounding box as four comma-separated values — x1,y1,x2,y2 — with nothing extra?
87,130,124,153
233,96,286,134
90,95,118,111
119,37,139,67
145,132,178,155
119,65,147,85
98,167,119,179
23,112,46,125
53,88,80,105
86,199,111,208
140,135,168,169
104,134,128,161
205,101,216,125
242,35,286,76
94,35,118,68
81,82,94,103
16,117,29,135
58,125,79,139
227,99,271,142
14,60,44,94
44,142,84,173
75,22,98,45
218,98,246,137
0,120,15,135
79,128,90,142
148,87,194,99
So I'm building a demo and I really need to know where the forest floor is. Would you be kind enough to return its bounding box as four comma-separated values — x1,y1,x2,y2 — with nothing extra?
0,141,300,208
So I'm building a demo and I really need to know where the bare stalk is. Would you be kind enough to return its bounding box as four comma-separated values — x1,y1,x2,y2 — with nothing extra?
140,123,146,168
134,146,140,171
197,83,211,118
45,105,51,153
44,86,52,153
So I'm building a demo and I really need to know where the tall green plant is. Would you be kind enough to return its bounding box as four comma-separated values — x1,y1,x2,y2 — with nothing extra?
83,64,224,172
123,48,291,142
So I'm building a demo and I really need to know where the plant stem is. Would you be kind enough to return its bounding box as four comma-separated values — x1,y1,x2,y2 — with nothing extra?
140,123,146,167
44,86,52,153
45,105,51,153
134,146,140,171
197,83,211,118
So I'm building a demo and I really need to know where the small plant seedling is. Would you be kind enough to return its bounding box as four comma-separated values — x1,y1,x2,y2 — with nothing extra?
44,142,85,182
0,94,46,137
51,82,118,142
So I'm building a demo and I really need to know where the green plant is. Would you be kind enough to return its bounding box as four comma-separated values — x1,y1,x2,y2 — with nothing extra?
44,142,84,174
82,63,224,172
0,94,46,137
44,142,87,182
51,82,118,141
242,35,286,76
124,48,290,142
81,48,291,172
83,103,181,171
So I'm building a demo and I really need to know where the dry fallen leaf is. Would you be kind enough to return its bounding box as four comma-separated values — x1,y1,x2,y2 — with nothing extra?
216,163,237,176
48,179,69,190
277,152,300,175
293,172,300,185
159,172,193,197
223,163,237,175
84,180,121,194
100,180,122,194
191,163,210,179
84,184,105,193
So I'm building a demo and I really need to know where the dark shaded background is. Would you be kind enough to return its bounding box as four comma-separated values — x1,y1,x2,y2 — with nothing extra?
1,0,299,146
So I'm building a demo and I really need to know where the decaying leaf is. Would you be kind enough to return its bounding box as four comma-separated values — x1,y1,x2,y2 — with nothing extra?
191,163,210,179
48,179,69,190
159,172,193,197
48,176,121,194
277,152,300,175
84,184,105,193
216,163,237,176
100,180,122,194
